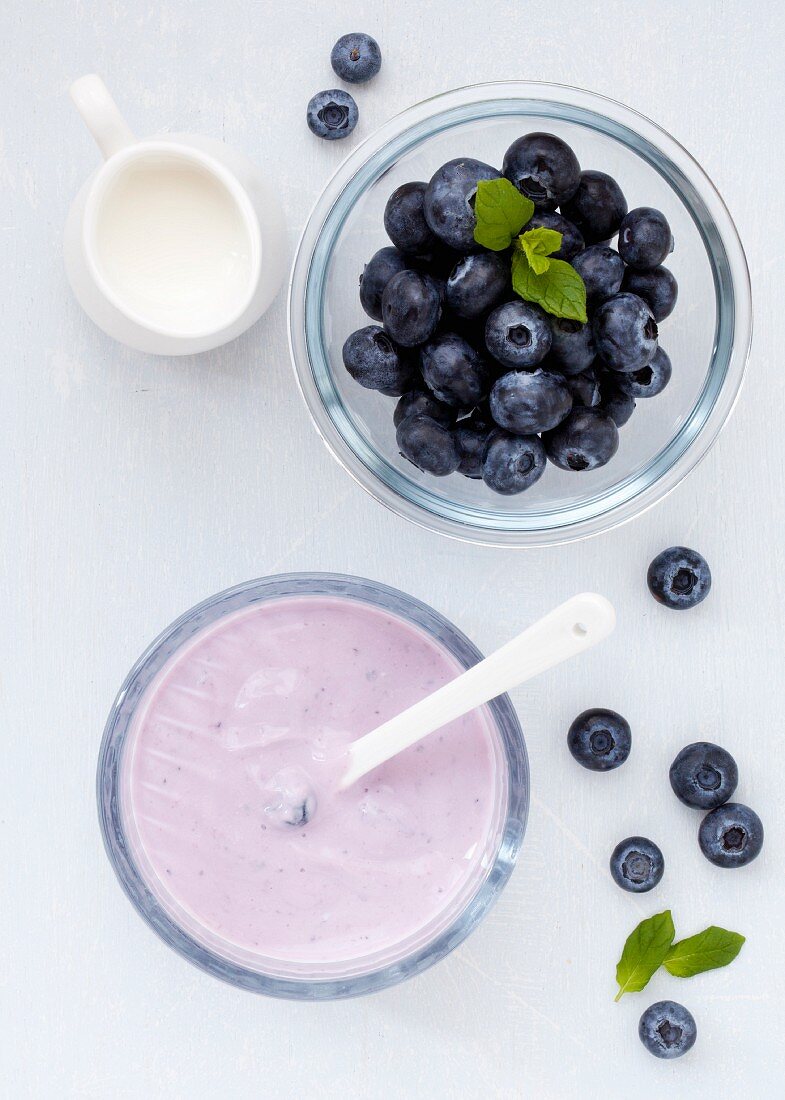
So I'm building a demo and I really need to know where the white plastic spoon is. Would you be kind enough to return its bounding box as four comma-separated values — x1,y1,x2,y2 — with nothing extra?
339,592,616,790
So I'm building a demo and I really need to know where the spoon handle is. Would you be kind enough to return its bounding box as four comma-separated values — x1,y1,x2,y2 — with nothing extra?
340,593,616,790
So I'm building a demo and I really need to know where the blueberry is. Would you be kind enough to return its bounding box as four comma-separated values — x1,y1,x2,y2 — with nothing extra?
342,326,414,395
359,246,409,321
622,266,679,322
396,413,460,476
524,211,585,260
544,407,619,471
669,742,739,810
502,132,581,210
423,158,502,252
639,1001,697,1059
384,182,438,256
599,374,636,427
485,301,552,369
393,389,455,429
571,246,625,305
445,253,509,319
482,430,546,495
699,803,764,868
568,708,631,771
330,32,382,84
618,207,674,270
454,422,490,479
490,368,572,434
647,546,711,610
420,332,490,407
564,366,602,408
593,292,658,372
306,89,358,140
561,170,628,244
610,836,664,893
548,318,595,376
616,347,672,398
381,270,442,347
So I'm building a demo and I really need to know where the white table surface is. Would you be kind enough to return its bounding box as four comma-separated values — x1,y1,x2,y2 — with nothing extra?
2,2,783,1096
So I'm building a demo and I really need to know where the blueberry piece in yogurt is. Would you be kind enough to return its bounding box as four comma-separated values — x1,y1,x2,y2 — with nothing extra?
263,766,318,828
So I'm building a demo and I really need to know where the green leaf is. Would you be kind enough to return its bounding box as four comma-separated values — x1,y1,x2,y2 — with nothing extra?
520,226,563,258
615,910,675,1002
664,926,745,978
473,178,534,251
511,244,587,323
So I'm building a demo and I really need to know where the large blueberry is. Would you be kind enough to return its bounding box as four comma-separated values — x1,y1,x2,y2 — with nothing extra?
482,430,546,495
384,182,439,256
396,413,460,476
393,389,456,429
567,708,631,771
544,407,619,471
485,301,552,369
341,326,414,395
420,332,490,407
593,292,658,372
381,270,442,347
639,1002,697,1059
502,132,581,210
619,207,674,270
524,211,585,260
622,266,679,321
616,347,672,398
610,836,664,893
698,803,764,868
423,158,502,252
490,368,572,434
561,170,628,243
548,318,596,376
571,246,625,305
669,742,738,810
306,89,358,140
330,32,382,83
647,546,711,610
445,253,509,319
359,246,409,320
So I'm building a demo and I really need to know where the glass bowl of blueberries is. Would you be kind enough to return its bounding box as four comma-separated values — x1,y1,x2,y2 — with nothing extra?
289,82,751,547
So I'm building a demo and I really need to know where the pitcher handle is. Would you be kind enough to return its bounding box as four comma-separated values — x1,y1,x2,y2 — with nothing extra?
70,74,136,159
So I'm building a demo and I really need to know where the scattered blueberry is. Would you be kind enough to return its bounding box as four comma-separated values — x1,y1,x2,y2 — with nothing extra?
485,301,552,369
384,182,438,256
561,170,628,244
482,430,546,494
544,407,619,471
647,546,711,610
393,389,455,428
599,374,636,427
381,270,442,347
524,211,585,260
571,246,625,305
330,32,382,84
593,292,658,372
396,413,460,476
423,158,501,252
548,318,596,376
420,332,490,408
618,207,674,270
454,422,489,479
622,266,678,321
639,1001,697,1059
699,803,764,868
669,742,739,810
564,366,602,408
306,89,358,140
359,246,409,320
610,836,664,893
502,132,581,210
490,368,572,435
616,347,672,398
341,326,414,395
445,253,509,319
567,708,631,771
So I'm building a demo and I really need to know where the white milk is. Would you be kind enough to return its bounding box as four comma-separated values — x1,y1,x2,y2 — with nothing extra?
93,153,253,334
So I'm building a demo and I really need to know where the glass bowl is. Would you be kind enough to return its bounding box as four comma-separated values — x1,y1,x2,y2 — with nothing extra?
289,82,751,547
97,572,528,999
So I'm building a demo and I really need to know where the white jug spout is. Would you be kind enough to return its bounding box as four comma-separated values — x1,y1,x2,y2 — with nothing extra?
70,74,136,159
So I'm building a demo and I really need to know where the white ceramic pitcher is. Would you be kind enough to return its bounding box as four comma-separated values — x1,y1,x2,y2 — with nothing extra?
64,75,287,355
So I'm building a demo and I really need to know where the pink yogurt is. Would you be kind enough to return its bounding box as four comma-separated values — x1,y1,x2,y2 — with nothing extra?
124,595,504,974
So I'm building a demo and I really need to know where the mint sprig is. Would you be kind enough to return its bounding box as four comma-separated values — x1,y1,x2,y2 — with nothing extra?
664,926,745,978
615,909,675,1002
519,226,563,274
512,230,588,323
473,178,534,251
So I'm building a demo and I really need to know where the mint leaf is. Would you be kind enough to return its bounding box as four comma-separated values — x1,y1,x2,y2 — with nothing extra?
521,226,563,258
615,910,675,1002
511,244,587,323
664,926,745,978
473,179,534,251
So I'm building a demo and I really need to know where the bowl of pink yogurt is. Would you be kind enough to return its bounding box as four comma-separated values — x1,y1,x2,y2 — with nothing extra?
98,573,528,998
